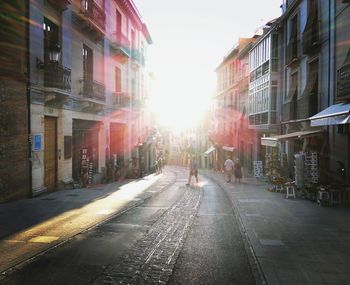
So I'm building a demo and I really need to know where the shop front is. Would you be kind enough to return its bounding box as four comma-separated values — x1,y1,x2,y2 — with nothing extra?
261,129,326,187
310,103,350,186
72,119,101,184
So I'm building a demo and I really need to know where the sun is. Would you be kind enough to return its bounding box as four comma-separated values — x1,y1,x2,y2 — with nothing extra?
146,59,213,132
148,86,210,133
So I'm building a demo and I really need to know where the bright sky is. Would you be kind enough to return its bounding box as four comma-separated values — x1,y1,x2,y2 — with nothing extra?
134,0,282,131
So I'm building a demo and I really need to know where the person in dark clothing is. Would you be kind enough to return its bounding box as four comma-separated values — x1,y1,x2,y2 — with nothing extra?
186,157,199,186
234,159,243,183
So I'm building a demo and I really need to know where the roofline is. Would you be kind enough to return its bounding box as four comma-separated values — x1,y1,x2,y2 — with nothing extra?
215,47,239,71
237,42,253,59
280,0,301,23
142,23,153,44
119,0,152,44
250,17,281,51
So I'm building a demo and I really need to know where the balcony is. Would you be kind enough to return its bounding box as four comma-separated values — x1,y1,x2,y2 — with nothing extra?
79,79,106,101
47,0,71,10
131,50,145,67
110,33,131,62
113,92,131,107
131,98,146,109
73,0,105,40
44,61,71,92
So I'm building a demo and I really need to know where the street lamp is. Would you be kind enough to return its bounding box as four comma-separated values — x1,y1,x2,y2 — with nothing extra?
49,43,61,62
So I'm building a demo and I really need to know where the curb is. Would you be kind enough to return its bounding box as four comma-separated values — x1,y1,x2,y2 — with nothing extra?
203,171,268,285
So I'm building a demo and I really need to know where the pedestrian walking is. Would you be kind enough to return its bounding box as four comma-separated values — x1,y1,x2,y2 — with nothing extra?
224,156,234,183
186,157,199,186
157,153,163,174
234,159,243,183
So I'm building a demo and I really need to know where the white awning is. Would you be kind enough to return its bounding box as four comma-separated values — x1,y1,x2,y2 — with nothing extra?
204,146,216,155
223,146,236,152
261,137,278,147
261,129,324,147
310,103,350,126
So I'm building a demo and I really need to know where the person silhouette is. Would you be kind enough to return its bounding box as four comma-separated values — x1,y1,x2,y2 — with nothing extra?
186,157,199,186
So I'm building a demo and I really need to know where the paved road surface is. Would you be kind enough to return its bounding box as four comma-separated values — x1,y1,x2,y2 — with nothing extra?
168,178,256,285
0,167,256,284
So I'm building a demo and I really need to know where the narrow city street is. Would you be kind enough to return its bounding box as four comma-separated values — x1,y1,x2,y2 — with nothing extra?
0,167,256,284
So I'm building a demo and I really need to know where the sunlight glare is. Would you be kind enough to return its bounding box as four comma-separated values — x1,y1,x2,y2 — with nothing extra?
149,73,212,132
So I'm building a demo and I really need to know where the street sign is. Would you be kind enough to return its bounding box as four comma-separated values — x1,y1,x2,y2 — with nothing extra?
33,134,42,151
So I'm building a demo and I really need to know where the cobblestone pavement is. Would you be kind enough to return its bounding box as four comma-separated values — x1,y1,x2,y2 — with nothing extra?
93,185,202,284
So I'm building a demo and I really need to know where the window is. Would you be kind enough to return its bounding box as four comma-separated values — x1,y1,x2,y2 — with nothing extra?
286,14,299,64
262,61,269,75
250,70,256,82
83,45,93,95
116,9,122,41
303,0,319,54
115,67,121,93
43,18,59,64
272,34,279,58
256,66,262,79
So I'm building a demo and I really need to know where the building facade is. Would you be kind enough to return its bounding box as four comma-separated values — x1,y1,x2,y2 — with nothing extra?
213,1,350,186
328,1,350,185
211,38,256,171
276,0,333,183
0,0,154,202
248,21,283,169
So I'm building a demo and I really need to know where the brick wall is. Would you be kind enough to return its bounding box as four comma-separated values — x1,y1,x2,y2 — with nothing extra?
0,1,30,202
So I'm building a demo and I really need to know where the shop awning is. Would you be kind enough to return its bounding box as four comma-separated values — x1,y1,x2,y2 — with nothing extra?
309,103,350,126
204,146,216,155
261,129,324,147
223,146,236,152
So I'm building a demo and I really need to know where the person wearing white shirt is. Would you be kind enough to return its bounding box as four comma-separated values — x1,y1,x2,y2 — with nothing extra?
224,157,234,183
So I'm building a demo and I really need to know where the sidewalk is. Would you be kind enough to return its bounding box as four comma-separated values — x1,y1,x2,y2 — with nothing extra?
0,168,176,273
204,170,350,285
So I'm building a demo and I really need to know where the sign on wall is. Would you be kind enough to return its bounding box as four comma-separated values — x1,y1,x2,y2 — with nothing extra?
33,134,42,152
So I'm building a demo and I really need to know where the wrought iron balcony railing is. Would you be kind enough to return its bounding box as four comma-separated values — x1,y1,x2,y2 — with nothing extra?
80,79,106,101
131,98,146,108
47,0,71,10
80,0,105,30
131,50,145,66
113,92,130,107
44,61,71,92
110,33,131,58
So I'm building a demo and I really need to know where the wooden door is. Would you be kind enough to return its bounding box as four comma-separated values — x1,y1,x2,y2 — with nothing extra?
44,116,57,192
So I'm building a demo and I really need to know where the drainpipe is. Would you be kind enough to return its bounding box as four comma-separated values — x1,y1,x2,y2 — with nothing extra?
327,0,332,183
26,0,32,198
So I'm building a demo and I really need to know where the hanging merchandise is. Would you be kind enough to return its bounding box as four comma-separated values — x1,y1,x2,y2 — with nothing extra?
294,153,304,188
253,161,263,178
294,151,319,189
265,148,280,177
304,152,319,185
80,148,89,187
88,161,93,185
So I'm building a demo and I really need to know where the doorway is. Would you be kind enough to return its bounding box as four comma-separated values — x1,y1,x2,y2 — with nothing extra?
44,116,57,192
